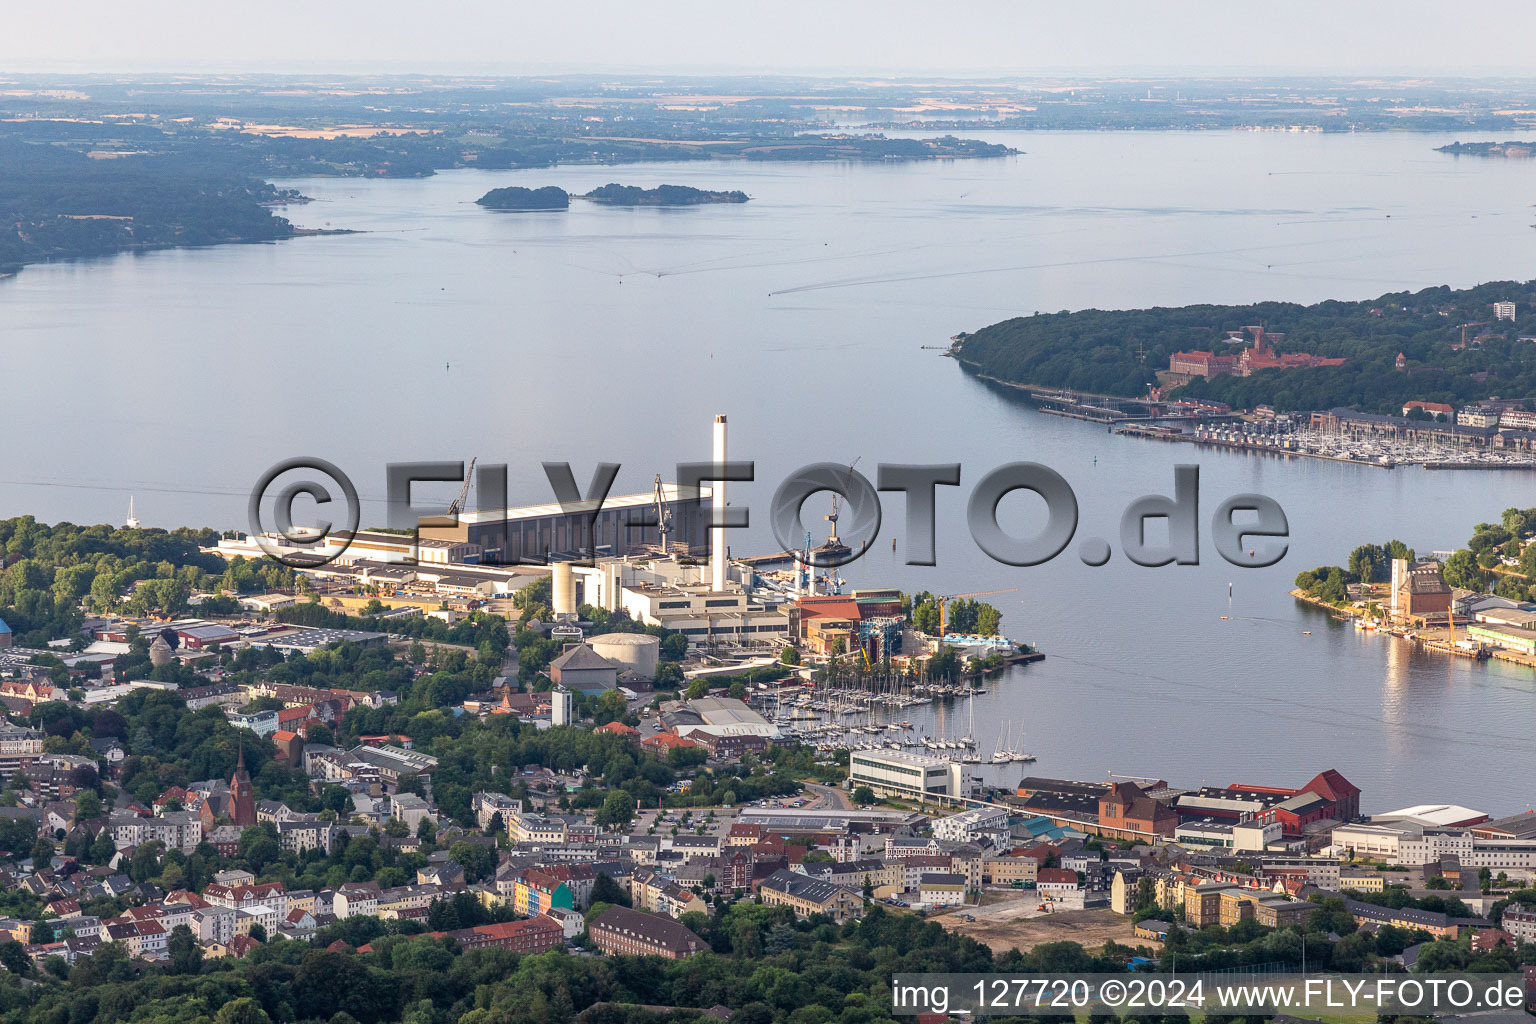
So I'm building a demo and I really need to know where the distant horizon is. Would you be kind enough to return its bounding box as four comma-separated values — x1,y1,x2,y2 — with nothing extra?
10,64,1536,82
7,0,1536,81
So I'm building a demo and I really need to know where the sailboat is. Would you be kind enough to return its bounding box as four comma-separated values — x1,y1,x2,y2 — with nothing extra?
124,496,140,529
991,720,1012,763
1008,721,1037,763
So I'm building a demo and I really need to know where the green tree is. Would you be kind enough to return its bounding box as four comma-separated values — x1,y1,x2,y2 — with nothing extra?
590,871,631,907
1442,549,1488,591
595,789,635,829
167,923,202,974
75,790,103,819
215,999,272,1024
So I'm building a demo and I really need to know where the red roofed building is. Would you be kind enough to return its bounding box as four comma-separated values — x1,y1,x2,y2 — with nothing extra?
277,705,315,730
1036,868,1080,896
1097,781,1178,839
1229,768,1361,826
452,917,565,953
1403,401,1455,418
642,731,701,754
271,730,303,766
1473,928,1515,953
224,935,260,958
595,721,640,741
1169,350,1239,379
1303,769,1361,821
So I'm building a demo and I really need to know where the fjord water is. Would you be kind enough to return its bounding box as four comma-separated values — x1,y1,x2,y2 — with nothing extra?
5,130,1536,810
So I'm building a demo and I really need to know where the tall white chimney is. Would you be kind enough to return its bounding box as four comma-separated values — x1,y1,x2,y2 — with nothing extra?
712,414,728,592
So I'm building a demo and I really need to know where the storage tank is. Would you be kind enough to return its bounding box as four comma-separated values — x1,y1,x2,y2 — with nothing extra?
588,632,660,681
551,562,576,616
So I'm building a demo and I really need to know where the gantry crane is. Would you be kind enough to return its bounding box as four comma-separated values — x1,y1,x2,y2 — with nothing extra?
937,588,1020,636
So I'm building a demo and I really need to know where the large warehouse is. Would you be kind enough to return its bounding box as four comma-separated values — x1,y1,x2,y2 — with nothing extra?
659,696,782,742
441,484,712,564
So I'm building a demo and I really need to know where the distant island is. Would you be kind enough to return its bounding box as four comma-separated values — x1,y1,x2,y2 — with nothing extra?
951,281,1536,414
582,184,748,206
475,186,570,210
476,183,750,210
1435,140,1536,158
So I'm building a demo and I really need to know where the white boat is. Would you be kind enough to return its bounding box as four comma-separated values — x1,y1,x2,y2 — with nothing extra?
991,720,1012,763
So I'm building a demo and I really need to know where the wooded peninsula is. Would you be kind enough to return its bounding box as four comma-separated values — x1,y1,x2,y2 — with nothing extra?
952,281,1536,413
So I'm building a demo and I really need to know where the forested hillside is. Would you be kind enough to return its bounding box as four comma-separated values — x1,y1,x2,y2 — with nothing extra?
953,281,1536,413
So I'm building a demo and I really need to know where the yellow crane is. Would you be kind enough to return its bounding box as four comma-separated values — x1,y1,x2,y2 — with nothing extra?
937,588,1019,636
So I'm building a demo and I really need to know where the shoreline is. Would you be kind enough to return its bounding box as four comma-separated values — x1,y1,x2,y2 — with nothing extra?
1291,589,1536,670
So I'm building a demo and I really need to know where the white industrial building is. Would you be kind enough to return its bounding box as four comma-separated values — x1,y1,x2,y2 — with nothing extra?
931,805,1010,843
848,749,974,807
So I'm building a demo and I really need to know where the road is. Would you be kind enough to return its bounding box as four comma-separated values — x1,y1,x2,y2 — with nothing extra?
802,782,852,810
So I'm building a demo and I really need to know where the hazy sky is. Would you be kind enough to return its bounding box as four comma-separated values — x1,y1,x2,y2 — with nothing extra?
7,1,1536,77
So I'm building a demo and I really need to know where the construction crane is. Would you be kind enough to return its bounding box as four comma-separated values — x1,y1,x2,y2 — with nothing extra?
652,474,673,554
824,457,861,546
1457,321,1489,350
937,588,1020,636
447,457,478,516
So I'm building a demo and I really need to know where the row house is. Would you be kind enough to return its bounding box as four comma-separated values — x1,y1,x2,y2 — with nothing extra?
379,883,445,917
103,919,167,958
472,791,519,831
757,869,865,924
538,863,596,908
506,812,567,844
277,818,336,855
333,882,380,919
201,881,289,921
236,904,281,938
109,810,203,854
630,867,707,919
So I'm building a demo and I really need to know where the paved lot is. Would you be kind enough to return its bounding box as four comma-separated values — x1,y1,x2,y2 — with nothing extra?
936,900,1156,955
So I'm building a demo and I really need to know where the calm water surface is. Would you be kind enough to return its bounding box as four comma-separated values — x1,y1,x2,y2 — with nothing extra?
5,130,1536,810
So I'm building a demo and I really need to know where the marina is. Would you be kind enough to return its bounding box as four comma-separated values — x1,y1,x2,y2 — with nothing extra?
1118,421,1536,469
750,677,1038,764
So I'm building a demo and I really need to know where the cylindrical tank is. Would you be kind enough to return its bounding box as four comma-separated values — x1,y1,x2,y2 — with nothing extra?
552,562,575,616
149,636,174,667
550,624,583,647
587,632,660,681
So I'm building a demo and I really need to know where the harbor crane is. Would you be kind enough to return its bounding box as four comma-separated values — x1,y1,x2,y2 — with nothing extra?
937,587,1020,636
447,457,478,516
824,457,861,546
652,474,673,554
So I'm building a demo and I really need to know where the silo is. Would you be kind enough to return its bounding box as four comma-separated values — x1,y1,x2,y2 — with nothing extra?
552,562,576,616
588,632,661,681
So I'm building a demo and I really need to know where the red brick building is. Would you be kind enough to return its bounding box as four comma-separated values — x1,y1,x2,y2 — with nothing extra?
589,905,706,959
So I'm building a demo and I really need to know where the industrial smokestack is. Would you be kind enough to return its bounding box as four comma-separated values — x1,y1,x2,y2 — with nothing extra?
712,414,728,592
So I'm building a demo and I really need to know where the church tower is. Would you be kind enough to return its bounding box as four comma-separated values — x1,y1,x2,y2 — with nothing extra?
230,745,256,828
